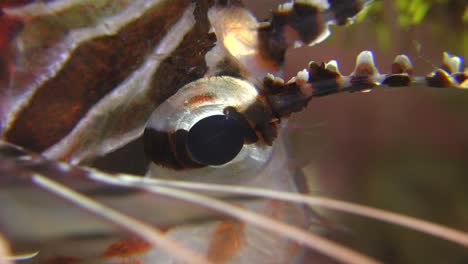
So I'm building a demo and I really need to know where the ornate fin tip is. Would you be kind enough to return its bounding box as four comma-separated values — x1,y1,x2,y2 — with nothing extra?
295,0,330,10
296,69,310,84
277,2,294,12
392,54,413,74
353,50,379,76
325,60,341,74
265,73,285,85
442,52,462,74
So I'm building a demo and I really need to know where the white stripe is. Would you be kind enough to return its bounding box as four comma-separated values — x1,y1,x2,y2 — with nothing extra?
4,0,130,17
44,3,197,164
3,0,168,134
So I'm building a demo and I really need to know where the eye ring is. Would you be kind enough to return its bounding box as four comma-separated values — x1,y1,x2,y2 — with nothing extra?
143,76,277,183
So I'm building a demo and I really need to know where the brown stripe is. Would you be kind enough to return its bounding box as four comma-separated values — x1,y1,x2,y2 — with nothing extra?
426,69,453,88
43,256,82,264
5,1,190,152
0,11,23,89
143,128,204,170
141,1,217,173
328,0,364,25
0,1,35,8
258,3,324,64
56,0,216,165
382,74,411,87
147,0,216,107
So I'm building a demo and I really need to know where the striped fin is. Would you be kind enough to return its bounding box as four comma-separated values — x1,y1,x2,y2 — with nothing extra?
263,51,467,118
2,1,216,164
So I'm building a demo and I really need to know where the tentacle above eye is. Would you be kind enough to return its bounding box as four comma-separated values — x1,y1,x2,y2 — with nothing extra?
263,51,467,118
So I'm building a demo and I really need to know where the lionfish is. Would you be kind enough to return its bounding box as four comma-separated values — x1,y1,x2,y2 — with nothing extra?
0,0,467,263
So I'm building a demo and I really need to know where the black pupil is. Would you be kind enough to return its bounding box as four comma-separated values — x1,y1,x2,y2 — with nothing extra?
187,115,245,166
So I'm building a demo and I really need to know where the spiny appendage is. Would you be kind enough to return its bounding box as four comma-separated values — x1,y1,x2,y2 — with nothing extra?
263,51,467,118
257,0,372,63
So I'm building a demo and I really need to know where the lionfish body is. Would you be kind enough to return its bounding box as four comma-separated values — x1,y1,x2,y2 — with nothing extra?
0,0,467,263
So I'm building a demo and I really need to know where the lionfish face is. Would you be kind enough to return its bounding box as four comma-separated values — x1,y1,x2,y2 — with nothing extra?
0,0,467,263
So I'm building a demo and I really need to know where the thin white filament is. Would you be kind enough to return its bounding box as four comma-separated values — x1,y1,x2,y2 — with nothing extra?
119,176,468,247
89,172,381,264
31,175,212,264
0,251,39,263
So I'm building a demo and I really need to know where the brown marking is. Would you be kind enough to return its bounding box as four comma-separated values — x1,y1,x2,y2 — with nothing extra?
223,106,259,144
350,75,377,92
426,69,453,88
258,2,324,64
290,3,323,43
0,12,23,50
207,221,245,263
148,0,216,108
43,256,82,264
186,94,216,107
354,62,377,76
1,1,35,8
143,128,204,170
131,1,216,172
391,62,414,75
382,74,411,87
309,62,341,96
102,237,152,258
282,24,301,46
328,0,364,25
0,11,23,87
243,98,278,145
452,72,467,85
5,0,191,152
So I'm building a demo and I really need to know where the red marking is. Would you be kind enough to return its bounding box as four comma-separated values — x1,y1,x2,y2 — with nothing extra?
102,237,152,258
186,94,216,106
207,221,245,262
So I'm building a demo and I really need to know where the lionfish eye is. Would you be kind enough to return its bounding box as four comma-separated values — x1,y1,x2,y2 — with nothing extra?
186,114,245,166
143,76,276,182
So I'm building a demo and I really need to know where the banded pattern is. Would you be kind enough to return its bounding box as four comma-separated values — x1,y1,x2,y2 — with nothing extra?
2,0,215,163
264,51,467,118
0,0,467,264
